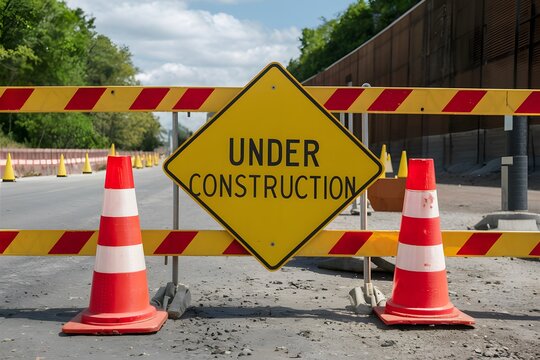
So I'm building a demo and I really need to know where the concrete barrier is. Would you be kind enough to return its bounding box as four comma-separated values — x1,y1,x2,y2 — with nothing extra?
0,149,152,177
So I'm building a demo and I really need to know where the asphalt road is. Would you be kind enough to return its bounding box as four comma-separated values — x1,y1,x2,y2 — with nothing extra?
0,165,538,359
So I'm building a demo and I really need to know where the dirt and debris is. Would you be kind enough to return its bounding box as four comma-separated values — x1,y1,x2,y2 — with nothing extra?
0,170,538,359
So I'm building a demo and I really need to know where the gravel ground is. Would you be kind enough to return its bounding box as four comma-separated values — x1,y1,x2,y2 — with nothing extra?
0,169,538,359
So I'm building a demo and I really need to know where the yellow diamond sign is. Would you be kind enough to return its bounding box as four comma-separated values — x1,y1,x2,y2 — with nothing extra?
163,63,382,270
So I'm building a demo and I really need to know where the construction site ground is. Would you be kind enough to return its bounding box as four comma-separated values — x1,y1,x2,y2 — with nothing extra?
0,166,538,359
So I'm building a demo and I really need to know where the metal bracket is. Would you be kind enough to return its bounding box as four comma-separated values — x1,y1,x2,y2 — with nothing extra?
347,283,386,314
151,282,191,319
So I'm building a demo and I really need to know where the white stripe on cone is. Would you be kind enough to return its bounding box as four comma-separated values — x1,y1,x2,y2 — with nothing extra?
102,189,138,217
395,243,446,272
402,190,439,218
94,244,146,273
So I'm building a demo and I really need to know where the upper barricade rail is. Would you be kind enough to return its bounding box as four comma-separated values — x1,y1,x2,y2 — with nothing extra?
0,86,539,115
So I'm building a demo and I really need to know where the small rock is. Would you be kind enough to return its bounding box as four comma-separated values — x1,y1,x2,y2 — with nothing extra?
483,350,496,357
239,348,252,356
381,340,396,347
275,346,288,352
211,347,227,355
474,348,482,354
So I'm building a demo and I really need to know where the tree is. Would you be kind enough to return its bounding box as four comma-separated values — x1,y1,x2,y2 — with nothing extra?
17,113,106,148
0,0,98,145
287,19,336,82
287,0,421,82
86,35,137,86
0,0,94,85
91,112,162,150
85,36,162,151
0,0,163,150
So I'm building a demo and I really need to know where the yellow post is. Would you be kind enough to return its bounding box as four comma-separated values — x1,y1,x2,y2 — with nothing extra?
2,153,16,182
154,153,159,165
109,143,116,156
379,144,387,178
57,154,67,177
397,151,408,178
131,155,135,168
135,154,143,169
82,152,92,174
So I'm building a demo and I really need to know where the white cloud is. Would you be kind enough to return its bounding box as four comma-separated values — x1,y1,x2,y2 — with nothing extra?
66,0,300,130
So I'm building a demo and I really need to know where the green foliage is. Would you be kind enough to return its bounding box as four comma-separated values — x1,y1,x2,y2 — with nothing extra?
369,0,420,32
178,124,192,146
0,0,94,85
17,113,106,148
92,112,162,151
86,35,137,86
0,131,23,147
287,0,421,82
287,19,336,82
0,0,163,150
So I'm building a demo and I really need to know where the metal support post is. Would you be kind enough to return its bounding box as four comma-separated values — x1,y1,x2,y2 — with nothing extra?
348,81,359,215
361,83,371,289
152,111,193,316
507,116,528,211
172,112,180,285
361,113,370,287
474,115,539,231
347,83,386,313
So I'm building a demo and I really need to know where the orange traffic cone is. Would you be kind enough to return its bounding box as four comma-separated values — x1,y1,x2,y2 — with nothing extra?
374,159,474,326
62,156,167,334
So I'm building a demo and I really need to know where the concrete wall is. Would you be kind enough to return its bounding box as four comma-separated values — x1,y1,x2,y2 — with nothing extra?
0,149,155,178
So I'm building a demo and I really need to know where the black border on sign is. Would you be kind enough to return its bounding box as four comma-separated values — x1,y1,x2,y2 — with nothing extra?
163,63,383,270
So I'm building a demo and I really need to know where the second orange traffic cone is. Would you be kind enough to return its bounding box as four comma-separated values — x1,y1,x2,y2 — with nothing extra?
62,156,167,334
374,159,474,326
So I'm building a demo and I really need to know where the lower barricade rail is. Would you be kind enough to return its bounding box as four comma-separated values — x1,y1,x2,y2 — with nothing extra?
0,230,538,257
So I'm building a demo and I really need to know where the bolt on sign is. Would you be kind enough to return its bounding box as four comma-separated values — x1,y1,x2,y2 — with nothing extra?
163,63,382,270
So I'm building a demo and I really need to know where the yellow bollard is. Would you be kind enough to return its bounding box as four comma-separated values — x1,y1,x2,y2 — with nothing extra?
154,153,159,166
131,155,135,168
379,144,387,178
135,154,143,169
82,152,92,174
109,143,116,156
57,154,67,177
397,151,408,178
2,153,16,182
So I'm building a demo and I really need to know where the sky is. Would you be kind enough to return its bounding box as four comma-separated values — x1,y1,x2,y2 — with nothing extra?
65,0,356,131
